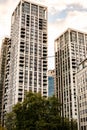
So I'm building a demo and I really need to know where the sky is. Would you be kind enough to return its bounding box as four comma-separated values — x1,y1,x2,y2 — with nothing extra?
1,0,87,69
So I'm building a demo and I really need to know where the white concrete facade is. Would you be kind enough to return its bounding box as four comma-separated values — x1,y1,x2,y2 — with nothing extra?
3,0,48,114
76,59,87,130
54,28,87,120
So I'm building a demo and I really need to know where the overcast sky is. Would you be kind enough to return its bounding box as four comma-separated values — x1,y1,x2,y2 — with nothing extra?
1,0,87,69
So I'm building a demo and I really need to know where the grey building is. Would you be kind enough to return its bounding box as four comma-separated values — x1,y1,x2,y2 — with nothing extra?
0,38,9,124
54,28,87,120
76,58,87,130
3,0,48,114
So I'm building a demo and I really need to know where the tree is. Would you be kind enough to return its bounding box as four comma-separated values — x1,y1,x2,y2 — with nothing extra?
5,112,16,130
5,92,77,130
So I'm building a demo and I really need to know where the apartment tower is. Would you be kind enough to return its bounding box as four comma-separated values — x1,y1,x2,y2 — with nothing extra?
76,58,87,130
0,38,9,124
3,0,48,114
54,28,87,120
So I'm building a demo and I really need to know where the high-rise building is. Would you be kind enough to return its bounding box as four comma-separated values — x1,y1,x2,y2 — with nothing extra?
3,0,48,114
1,38,11,125
76,58,87,130
48,70,55,97
0,37,9,124
54,28,87,120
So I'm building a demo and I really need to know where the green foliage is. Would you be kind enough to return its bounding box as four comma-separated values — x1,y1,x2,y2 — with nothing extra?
5,92,77,130
5,112,16,130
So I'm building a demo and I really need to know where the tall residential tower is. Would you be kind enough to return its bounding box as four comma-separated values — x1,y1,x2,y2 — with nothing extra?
0,38,9,123
55,28,87,120
76,58,87,130
3,0,48,114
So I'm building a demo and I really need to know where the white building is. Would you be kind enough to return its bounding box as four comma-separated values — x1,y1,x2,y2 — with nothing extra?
54,28,87,120
76,58,87,130
3,0,48,114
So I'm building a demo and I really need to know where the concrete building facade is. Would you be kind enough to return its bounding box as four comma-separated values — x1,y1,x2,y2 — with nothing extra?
76,59,87,130
0,38,9,124
1,39,11,125
54,28,87,120
3,0,48,114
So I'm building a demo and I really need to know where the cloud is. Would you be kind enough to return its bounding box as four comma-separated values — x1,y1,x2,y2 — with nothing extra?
0,0,18,16
48,9,87,69
47,0,87,15
63,11,87,31
0,0,18,45
0,0,7,4
1,0,87,69
48,10,87,46
48,9,87,43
